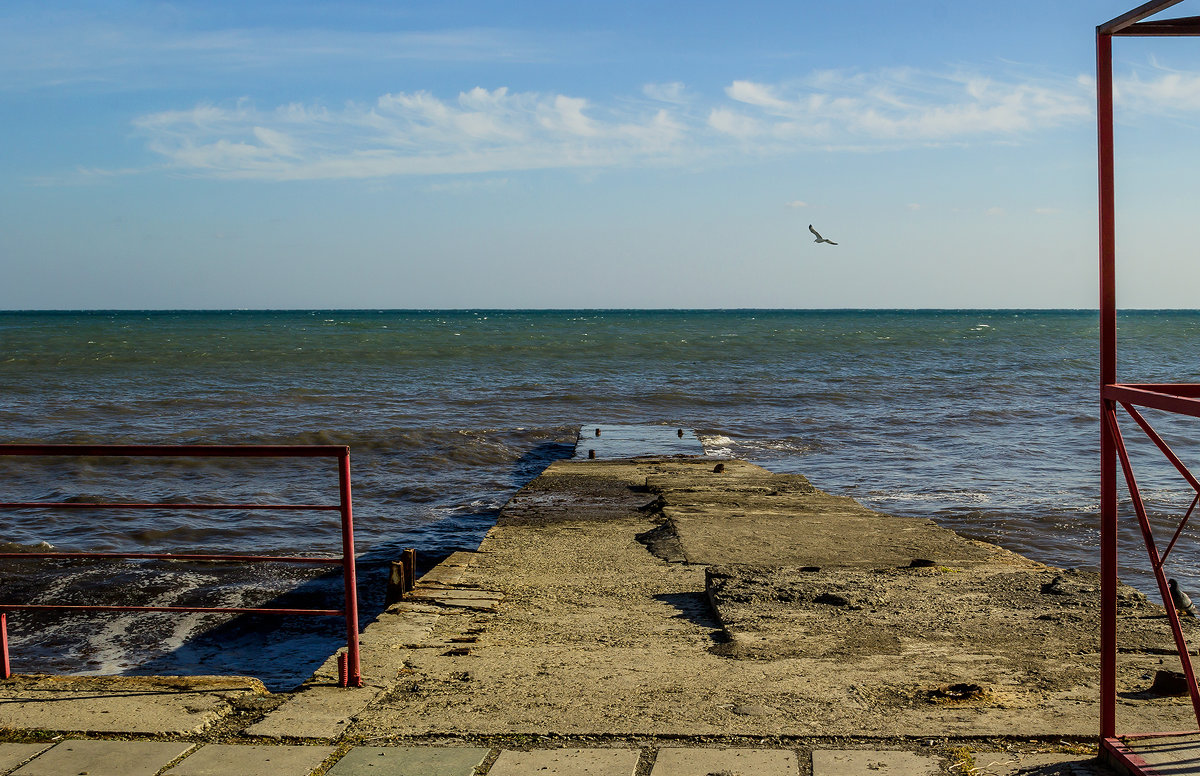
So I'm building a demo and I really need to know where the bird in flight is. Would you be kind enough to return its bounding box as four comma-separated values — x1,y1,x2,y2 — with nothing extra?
809,224,838,245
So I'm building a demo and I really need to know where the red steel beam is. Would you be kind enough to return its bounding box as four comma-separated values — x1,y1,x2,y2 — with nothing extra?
1118,16,1200,35
1121,403,1200,495
1,613,8,680
1100,0,1187,34
1108,410,1200,728
0,604,344,616
0,502,339,511
0,444,362,687
338,450,362,687
0,552,342,564
0,444,347,457
1105,385,1200,419
1097,26,1119,740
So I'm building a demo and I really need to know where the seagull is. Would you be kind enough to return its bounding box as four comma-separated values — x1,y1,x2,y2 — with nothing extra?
1170,578,1197,617
809,224,838,245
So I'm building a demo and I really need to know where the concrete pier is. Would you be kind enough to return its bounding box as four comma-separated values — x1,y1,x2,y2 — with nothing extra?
2,452,1187,774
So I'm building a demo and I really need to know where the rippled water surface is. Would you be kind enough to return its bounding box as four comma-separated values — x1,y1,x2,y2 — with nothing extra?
3,309,1199,686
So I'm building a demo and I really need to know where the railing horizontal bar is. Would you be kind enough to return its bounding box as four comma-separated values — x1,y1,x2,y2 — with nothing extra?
0,552,343,563
0,604,344,616
0,444,348,458
1104,384,1200,418
0,502,340,511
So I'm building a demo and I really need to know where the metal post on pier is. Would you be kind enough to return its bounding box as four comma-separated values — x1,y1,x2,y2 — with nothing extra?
338,449,362,688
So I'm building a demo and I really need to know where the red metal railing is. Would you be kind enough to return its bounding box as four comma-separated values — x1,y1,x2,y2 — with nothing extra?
1098,3,1200,770
0,444,362,687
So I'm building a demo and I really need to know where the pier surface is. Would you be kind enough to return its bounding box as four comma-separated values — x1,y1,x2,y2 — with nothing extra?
2,455,1192,774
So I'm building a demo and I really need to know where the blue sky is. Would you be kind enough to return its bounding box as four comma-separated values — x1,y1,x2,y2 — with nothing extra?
4,1,1200,309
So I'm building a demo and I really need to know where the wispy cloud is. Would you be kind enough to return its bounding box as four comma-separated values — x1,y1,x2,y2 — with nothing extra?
0,9,545,91
110,63,1200,182
134,88,687,180
643,82,688,104
709,68,1093,147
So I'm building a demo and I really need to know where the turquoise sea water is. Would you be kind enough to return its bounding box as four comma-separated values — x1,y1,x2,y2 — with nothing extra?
2,308,1199,685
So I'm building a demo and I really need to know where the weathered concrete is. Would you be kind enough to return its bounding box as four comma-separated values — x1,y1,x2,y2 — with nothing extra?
0,744,50,774
487,748,640,776
164,743,334,775
0,675,267,735
651,748,799,776
810,750,940,776
247,552,494,739
325,746,490,776
573,424,705,460
1115,733,1200,775
10,739,195,776
0,456,1182,754
348,458,1197,739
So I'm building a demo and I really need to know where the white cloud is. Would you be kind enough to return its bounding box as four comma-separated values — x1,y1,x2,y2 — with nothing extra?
643,82,687,103
1117,69,1200,113
123,65,1171,182
134,87,688,180
786,200,808,208
709,69,1092,146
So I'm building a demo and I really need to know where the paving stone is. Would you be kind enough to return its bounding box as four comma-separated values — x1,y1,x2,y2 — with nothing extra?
165,744,335,776
970,751,1107,775
811,750,940,776
326,746,490,776
0,744,51,775
487,748,640,776
0,675,261,735
12,740,194,776
651,748,798,776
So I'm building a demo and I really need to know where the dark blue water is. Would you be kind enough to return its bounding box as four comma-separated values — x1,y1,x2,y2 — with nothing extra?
2,309,1198,686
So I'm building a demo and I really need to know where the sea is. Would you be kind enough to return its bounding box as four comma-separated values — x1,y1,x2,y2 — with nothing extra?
2,308,1199,689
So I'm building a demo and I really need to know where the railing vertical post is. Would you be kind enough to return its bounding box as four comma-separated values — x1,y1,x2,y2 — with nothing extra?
1097,27,1118,741
1,612,10,680
402,547,416,592
338,449,362,688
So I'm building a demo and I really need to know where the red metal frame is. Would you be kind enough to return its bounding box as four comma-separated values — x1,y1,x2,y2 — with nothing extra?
0,444,361,687
1098,2,1200,768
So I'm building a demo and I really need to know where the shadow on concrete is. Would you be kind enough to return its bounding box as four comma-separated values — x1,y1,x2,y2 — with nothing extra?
653,591,721,630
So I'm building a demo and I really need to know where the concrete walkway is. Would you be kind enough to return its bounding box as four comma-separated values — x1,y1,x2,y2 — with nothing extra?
2,456,1156,775
0,740,1111,776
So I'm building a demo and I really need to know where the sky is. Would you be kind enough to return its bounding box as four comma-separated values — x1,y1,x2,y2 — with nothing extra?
4,1,1200,309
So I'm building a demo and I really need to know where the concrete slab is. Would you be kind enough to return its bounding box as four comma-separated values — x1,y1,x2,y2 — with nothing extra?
574,425,704,460
0,744,51,775
1114,734,1200,773
243,685,377,740
325,746,490,776
165,744,335,776
811,750,940,776
0,675,266,735
246,608,442,740
971,751,1109,775
651,748,798,776
11,740,195,776
488,748,640,776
